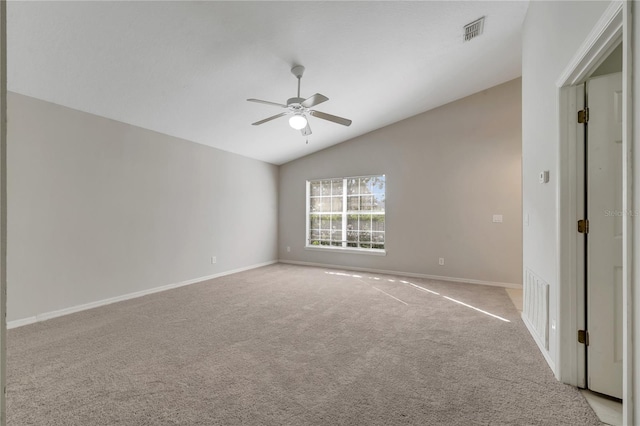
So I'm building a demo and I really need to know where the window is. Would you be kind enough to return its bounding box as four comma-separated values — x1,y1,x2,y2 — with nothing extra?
306,175,385,252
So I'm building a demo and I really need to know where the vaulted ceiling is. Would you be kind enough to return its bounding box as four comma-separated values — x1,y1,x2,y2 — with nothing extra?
8,1,529,165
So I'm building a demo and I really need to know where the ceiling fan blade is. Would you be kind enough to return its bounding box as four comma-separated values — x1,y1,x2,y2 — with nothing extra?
301,122,312,136
301,93,329,108
309,110,352,126
247,98,288,108
252,112,288,126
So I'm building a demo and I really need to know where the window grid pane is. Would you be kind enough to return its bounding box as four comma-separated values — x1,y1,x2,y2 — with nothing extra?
308,175,385,250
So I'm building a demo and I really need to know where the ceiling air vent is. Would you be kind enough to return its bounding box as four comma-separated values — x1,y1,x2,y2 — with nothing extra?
464,17,485,42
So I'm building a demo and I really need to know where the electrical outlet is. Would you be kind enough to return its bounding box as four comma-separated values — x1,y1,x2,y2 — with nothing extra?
438,258,445,266
211,256,216,264
287,246,291,252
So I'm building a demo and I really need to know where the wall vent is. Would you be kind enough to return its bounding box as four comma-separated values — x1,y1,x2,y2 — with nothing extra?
464,17,485,42
523,269,549,350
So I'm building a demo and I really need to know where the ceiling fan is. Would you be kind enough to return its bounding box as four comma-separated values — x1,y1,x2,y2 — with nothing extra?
247,65,352,136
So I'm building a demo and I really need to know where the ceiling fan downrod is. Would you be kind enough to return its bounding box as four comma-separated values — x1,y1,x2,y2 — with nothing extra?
291,65,305,98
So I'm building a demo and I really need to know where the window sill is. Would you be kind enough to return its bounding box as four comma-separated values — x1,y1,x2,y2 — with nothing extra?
304,245,387,256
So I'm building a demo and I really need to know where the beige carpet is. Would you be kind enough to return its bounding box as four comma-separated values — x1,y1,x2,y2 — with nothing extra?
8,264,601,425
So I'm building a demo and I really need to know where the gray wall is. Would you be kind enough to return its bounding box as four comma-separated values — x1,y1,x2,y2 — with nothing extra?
279,78,522,285
8,92,278,322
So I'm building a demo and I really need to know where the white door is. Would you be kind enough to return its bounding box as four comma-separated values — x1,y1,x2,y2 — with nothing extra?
586,72,623,399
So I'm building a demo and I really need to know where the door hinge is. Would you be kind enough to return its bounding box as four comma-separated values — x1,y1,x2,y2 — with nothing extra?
577,219,589,234
578,108,589,124
578,329,590,346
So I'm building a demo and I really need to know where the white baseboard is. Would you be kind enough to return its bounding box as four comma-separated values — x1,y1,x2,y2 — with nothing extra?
522,312,557,377
278,259,522,289
8,260,277,329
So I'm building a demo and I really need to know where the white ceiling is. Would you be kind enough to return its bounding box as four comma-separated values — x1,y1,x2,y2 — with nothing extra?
8,1,529,165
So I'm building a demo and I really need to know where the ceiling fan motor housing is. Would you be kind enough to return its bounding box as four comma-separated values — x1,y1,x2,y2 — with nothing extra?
287,97,305,108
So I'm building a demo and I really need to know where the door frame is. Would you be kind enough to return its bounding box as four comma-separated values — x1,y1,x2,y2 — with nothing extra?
556,0,632,423
0,1,6,425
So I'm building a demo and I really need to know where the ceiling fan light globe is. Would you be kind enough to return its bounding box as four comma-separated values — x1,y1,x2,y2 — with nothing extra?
289,114,308,130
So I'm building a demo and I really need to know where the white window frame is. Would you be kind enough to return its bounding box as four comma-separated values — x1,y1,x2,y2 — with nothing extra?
305,174,386,256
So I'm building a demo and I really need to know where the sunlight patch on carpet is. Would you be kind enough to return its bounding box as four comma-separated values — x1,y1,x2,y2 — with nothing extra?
324,270,511,322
